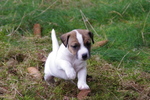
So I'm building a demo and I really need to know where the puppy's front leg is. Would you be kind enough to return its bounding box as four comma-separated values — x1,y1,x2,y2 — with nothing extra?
58,59,76,80
77,67,89,90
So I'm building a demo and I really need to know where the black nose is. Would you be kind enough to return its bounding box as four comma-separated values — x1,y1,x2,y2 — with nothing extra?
82,53,88,60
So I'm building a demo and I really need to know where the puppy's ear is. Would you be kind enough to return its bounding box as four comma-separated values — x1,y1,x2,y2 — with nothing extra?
88,32,94,44
60,33,70,47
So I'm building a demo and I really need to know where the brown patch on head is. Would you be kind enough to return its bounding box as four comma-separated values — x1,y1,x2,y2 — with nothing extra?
76,29,94,44
60,31,80,55
60,29,94,56
76,29,94,52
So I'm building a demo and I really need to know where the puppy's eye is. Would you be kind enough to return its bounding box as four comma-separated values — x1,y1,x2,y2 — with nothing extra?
85,42,91,46
71,45,77,49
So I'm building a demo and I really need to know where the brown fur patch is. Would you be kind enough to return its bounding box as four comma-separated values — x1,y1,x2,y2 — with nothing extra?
60,29,94,56
67,31,80,55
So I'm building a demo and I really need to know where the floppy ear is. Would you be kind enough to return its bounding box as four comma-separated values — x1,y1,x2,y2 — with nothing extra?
88,32,94,44
60,33,70,47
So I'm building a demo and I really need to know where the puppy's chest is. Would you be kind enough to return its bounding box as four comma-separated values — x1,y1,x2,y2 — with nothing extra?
71,60,86,72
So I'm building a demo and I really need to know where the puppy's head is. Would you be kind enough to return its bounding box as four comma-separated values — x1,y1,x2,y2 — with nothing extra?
60,29,94,60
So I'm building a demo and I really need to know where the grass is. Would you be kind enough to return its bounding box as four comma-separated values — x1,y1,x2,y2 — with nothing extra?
0,0,150,99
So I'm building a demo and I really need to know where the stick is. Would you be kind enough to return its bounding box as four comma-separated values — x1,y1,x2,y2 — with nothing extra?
117,51,129,68
80,10,100,37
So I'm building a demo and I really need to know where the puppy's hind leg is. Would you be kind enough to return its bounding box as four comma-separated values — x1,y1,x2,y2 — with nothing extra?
44,74,55,85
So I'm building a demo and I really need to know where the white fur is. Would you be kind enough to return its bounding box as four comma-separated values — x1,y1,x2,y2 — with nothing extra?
44,29,89,90
74,30,89,60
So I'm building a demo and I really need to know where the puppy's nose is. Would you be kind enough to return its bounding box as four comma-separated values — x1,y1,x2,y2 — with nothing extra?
82,53,88,60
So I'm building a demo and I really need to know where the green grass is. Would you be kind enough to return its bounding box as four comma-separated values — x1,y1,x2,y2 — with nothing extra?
0,0,150,99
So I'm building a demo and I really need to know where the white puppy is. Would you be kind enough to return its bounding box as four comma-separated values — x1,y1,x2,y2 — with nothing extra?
44,29,94,90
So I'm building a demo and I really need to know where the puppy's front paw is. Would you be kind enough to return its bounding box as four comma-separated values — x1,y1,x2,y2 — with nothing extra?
78,83,89,90
66,69,76,80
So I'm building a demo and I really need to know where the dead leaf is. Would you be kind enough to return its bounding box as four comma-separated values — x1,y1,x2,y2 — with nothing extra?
33,24,41,38
77,89,91,100
27,67,42,80
93,40,108,47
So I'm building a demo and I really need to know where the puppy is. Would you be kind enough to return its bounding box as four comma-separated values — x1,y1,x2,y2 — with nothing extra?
44,29,94,90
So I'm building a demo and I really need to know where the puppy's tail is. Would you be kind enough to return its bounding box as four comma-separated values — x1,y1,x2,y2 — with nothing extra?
51,29,59,52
